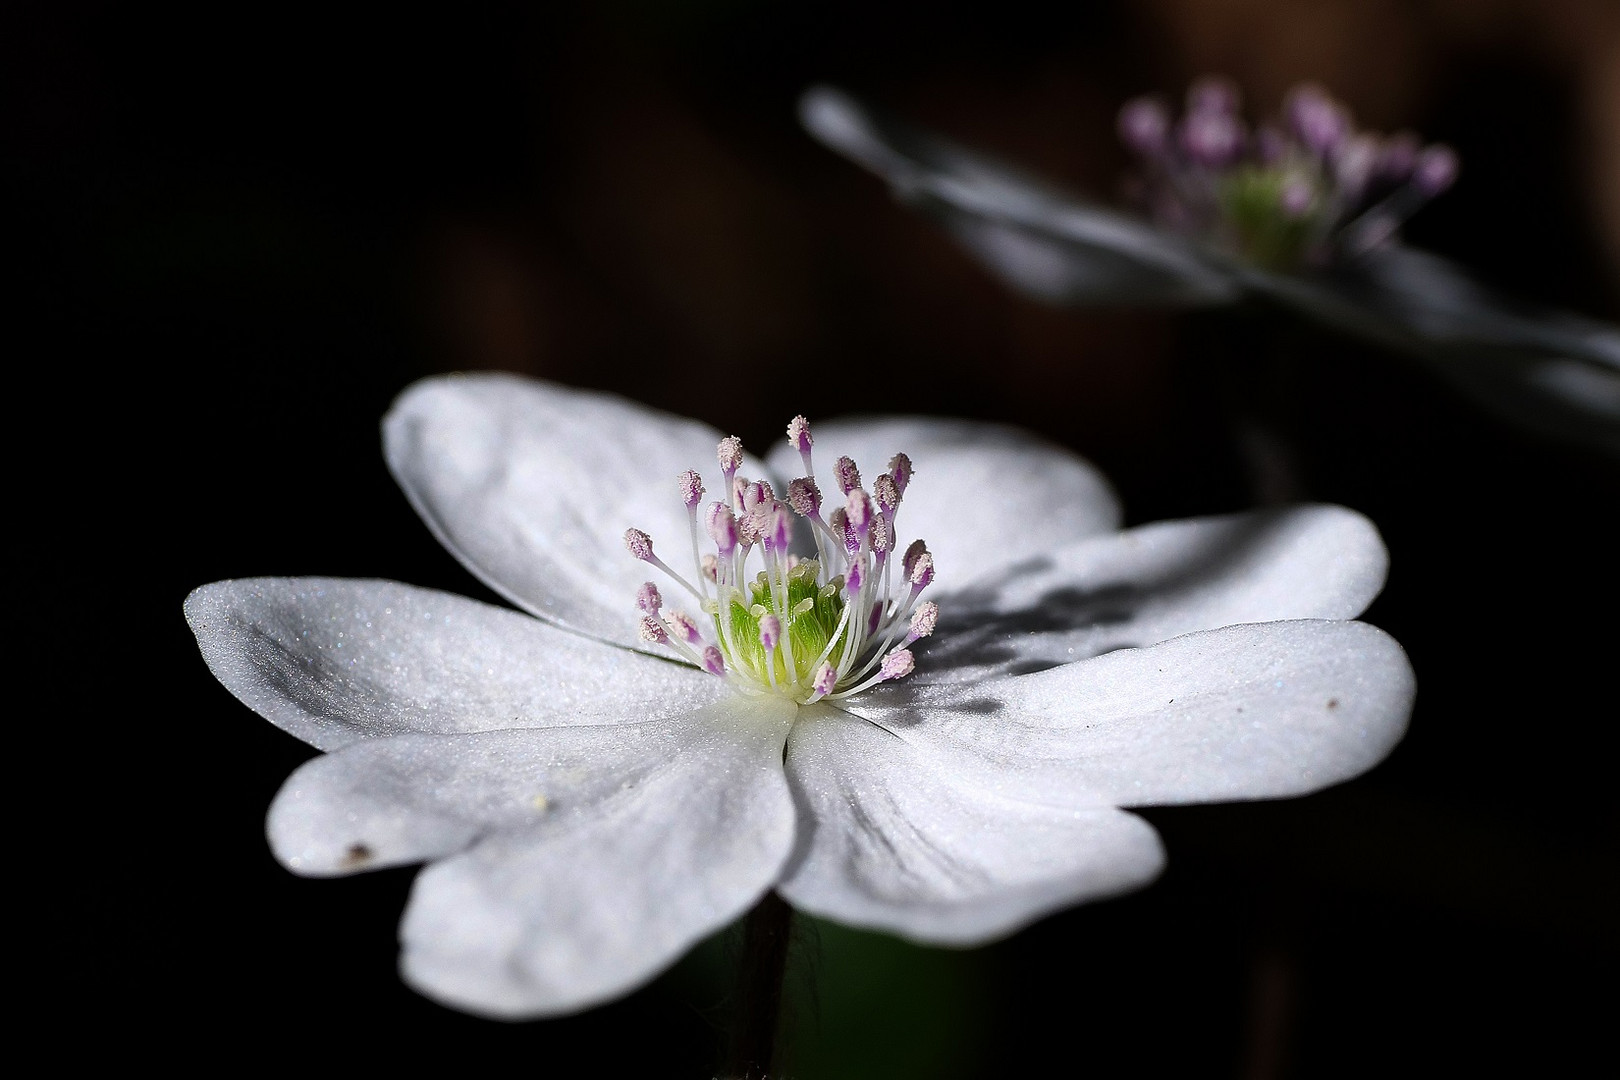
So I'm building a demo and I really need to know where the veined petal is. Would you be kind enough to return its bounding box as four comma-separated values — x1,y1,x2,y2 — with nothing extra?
916,505,1387,684
847,620,1413,808
395,696,796,1019
800,85,1239,307
778,705,1164,944
186,578,716,751
384,374,772,648
766,416,1121,578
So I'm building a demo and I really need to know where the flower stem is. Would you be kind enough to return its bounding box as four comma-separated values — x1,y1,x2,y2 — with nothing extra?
722,890,795,1080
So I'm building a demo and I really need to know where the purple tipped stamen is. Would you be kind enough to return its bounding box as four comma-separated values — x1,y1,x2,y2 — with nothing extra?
1119,76,1461,266
625,422,936,700
788,477,822,518
879,649,915,681
638,614,669,644
624,528,655,562
717,436,743,479
833,456,861,496
1118,96,1171,158
887,453,913,496
678,469,705,509
1413,144,1458,196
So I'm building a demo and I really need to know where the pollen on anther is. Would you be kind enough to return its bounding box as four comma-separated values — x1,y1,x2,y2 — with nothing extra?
624,528,655,561
888,453,913,495
636,582,662,613
678,469,705,508
834,456,861,496
788,477,821,517
787,415,813,454
909,600,938,639
638,614,669,644
879,649,915,680
665,610,703,644
717,436,744,475
874,473,900,515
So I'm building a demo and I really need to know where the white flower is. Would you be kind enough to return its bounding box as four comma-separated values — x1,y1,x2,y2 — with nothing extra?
186,372,1412,1019
800,85,1620,455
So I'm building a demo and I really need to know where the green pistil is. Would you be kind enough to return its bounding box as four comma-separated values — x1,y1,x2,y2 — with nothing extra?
713,559,848,685
1218,165,1318,269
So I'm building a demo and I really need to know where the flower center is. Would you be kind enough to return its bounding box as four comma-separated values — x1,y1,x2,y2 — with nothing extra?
625,416,936,704
1118,78,1458,269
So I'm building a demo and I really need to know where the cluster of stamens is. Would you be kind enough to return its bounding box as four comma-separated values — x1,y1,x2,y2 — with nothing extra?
1117,77,1459,269
625,416,937,704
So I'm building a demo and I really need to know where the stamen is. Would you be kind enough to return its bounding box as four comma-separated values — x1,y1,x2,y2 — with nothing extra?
905,601,938,644
879,649,915,680
624,422,936,703
1119,77,1461,268
764,503,792,553
873,473,900,517
678,469,705,509
1413,145,1458,196
787,415,814,476
625,528,703,599
1118,96,1171,158
717,437,744,481
638,614,669,644
902,540,929,580
833,456,861,496
787,477,822,518
623,528,655,562
707,504,738,557
846,488,873,535
870,514,893,555
665,610,703,645
888,453,913,496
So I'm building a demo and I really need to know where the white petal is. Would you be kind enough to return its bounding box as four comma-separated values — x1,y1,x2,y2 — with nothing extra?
766,416,1121,582
777,705,1164,945
186,577,716,751
847,620,1413,808
394,696,796,1019
1245,249,1620,454
915,505,1388,684
384,373,770,647
799,85,1239,306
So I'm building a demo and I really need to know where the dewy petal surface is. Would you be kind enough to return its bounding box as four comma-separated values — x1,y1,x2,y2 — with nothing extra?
186,578,717,752
847,620,1413,808
778,705,1165,944
396,697,797,1019
800,85,1240,306
915,505,1388,683
766,416,1121,582
384,374,771,648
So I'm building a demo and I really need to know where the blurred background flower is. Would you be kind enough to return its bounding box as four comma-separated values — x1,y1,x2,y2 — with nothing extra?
25,1,1616,1075
799,81,1619,455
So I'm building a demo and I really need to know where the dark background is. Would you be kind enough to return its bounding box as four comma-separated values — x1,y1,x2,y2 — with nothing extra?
24,2,1617,1074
